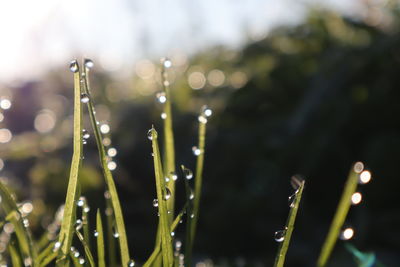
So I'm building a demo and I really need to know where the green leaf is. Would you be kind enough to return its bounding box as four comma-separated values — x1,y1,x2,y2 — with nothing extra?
273,179,305,267
81,59,131,266
317,163,361,267
56,59,83,266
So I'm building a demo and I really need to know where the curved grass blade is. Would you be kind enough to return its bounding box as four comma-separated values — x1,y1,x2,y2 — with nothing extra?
81,59,130,265
96,209,106,267
75,229,95,267
81,197,92,264
105,198,117,267
37,240,56,264
0,181,37,266
273,180,305,267
317,164,360,267
150,127,173,266
56,60,83,266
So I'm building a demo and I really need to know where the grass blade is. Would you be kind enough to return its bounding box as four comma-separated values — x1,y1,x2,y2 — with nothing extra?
75,229,96,267
150,127,173,266
9,241,23,267
81,59,131,265
96,209,106,267
56,60,83,266
317,163,361,267
0,181,37,266
273,180,305,267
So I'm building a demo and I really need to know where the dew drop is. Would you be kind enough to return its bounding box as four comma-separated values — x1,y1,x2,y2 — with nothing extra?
288,193,296,208
351,192,362,205
201,105,213,117
107,147,117,157
84,59,94,69
23,218,29,228
74,251,80,258
100,124,110,134
161,112,167,120
107,161,117,171
359,170,371,184
84,206,90,213
353,162,364,173
153,199,159,207
69,60,79,73
170,172,178,181
82,139,87,145
113,232,120,238
198,115,207,124
165,177,170,183
290,175,304,190
80,93,90,103
340,227,354,240
274,230,285,242
183,167,193,180
171,231,175,237
192,146,201,156
75,219,83,231
82,129,90,139
164,187,171,200
79,257,85,264
156,92,167,104
162,58,172,68
189,190,194,200
127,260,135,267
175,240,182,249
53,241,61,252
190,213,195,219
163,81,170,87
77,197,85,207
94,230,99,237
147,129,157,140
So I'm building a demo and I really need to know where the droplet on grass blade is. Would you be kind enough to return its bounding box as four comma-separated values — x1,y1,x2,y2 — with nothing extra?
274,230,286,242
80,93,90,103
147,128,157,140
69,60,79,73
79,257,85,264
170,171,178,181
290,175,304,191
84,58,94,69
288,193,296,208
340,227,354,240
353,162,364,173
351,192,362,205
82,129,90,139
162,58,172,68
198,115,207,124
161,112,167,120
359,170,371,184
192,146,201,156
201,105,213,117
127,260,135,267
94,230,99,237
77,197,85,207
171,231,175,237
153,199,159,207
182,167,193,180
164,187,171,200
156,92,167,104
75,219,83,231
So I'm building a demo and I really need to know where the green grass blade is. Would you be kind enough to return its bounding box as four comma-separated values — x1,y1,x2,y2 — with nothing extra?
81,197,92,264
96,209,106,267
150,127,173,267
317,163,361,267
9,241,23,267
75,229,96,267
37,240,56,264
0,181,37,266
105,196,117,267
81,60,131,266
273,180,305,267
57,60,83,266
160,59,176,221
186,109,208,266
39,252,58,267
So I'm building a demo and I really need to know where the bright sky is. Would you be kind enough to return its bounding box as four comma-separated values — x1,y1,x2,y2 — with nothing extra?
0,0,363,83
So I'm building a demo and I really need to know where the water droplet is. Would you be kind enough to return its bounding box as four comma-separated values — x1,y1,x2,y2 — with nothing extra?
161,112,167,120
79,257,85,264
104,191,111,199
201,105,213,117
359,170,371,184
164,187,171,200
82,129,90,139
84,206,90,213
170,172,178,181
100,124,110,134
107,147,117,157
274,230,285,242
165,177,170,183
127,260,135,267
77,198,85,207
171,231,175,237
190,213,195,219
288,193,296,208
147,128,157,140
290,175,304,190
189,190,194,200
69,60,79,73
105,207,113,216
198,115,207,124
351,192,362,205
74,251,80,258
80,93,90,103
94,230,99,237
24,257,32,267
353,162,364,173
153,199,159,207
82,139,87,145
183,167,193,180
156,92,167,104
175,240,182,249
340,227,354,240
162,58,172,68
84,59,94,69
113,232,119,238
75,219,83,231
53,241,61,252
192,146,201,156
107,161,117,171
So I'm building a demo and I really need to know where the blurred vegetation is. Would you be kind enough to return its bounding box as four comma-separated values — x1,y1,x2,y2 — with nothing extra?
1,4,400,266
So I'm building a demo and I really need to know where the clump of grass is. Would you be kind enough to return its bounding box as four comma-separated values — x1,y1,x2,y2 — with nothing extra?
273,176,305,267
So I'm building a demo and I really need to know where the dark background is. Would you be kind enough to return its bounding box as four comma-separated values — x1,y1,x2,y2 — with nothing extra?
1,7,400,267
